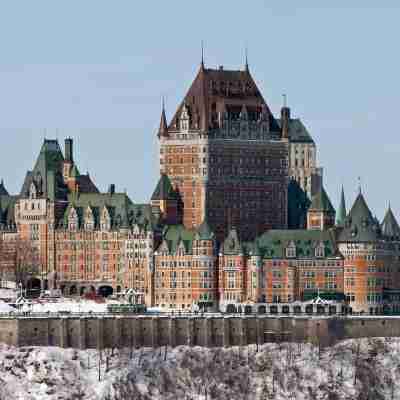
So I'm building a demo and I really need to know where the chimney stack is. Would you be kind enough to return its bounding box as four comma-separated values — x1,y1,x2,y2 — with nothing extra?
65,138,73,162
108,184,115,195
281,106,291,140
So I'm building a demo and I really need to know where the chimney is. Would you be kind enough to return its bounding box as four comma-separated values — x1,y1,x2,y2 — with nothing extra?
65,138,73,162
281,106,291,140
108,184,115,195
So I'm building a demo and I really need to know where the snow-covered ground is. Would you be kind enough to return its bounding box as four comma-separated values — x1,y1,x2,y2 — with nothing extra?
0,338,400,399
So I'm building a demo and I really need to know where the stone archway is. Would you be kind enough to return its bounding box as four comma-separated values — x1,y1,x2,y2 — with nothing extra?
80,287,86,296
69,285,78,296
98,285,113,297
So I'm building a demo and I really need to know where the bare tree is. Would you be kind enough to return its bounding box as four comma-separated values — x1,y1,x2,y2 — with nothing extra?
13,238,40,289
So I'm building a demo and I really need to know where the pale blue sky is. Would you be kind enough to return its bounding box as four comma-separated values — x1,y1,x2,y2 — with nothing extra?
0,2,399,220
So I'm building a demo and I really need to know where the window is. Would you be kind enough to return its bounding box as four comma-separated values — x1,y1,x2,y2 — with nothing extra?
286,246,296,258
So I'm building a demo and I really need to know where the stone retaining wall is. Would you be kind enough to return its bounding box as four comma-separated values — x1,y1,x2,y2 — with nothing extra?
0,316,398,349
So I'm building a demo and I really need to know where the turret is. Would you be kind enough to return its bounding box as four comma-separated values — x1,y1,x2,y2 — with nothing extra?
157,102,168,139
307,185,335,230
336,186,347,227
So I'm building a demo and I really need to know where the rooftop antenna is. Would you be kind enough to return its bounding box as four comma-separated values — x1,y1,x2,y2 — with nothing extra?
245,45,249,72
201,40,205,69
282,93,287,108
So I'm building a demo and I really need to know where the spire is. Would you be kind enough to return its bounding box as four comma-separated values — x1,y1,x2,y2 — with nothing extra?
0,179,8,196
158,97,168,138
336,186,347,226
381,206,400,239
245,46,249,72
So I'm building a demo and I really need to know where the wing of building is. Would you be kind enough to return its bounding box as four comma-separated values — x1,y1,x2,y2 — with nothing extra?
1,61,400,315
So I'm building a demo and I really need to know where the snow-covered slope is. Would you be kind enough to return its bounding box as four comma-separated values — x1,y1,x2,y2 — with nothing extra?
0,338,399,399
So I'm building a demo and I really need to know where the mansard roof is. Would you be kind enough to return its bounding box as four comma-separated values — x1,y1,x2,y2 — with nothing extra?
61,192,158,230
338,192,381,242
168,65,280,133
257,229,339,259
158,224,194,254
276,118,314,144
151,174,177,201
381,206,400,240
309,186,335,214
0,180,9,196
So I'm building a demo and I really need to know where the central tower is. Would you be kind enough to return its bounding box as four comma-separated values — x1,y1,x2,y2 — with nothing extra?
158,62,289,240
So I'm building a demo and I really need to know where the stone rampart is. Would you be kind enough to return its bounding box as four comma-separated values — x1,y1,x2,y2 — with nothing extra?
0,315,399,349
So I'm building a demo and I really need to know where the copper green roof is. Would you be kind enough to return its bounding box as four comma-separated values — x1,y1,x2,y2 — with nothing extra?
309,186,335,213
257,229,338,259
222,228,244,255
20,139,68,201
0,180,8,196
151,174,177,200
70,164,80,178
338,192,381,242
276,118,314,143
196,219,214,240
62,192,157,230
336,186,346,226
381,206,400,239
160,224,195,254
0,195,18,227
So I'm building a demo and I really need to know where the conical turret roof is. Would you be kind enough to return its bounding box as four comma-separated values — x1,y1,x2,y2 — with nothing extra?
338,192,380,242
158,106,168,138
0,179,9,196
381,206,400,239
151,174,177,201
309,186,335,213
196,218,214,240
336,186,347,226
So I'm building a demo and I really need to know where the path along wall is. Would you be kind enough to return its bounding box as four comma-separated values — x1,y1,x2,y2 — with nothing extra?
0,316,399,349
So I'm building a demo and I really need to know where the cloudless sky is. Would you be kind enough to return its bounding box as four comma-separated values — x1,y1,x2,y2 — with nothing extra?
0,1,399,220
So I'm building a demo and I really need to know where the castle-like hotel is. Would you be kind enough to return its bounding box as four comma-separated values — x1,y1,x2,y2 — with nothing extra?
1,60,400,314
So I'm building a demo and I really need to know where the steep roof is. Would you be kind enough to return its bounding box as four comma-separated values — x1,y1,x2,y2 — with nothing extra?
151,174,177,201
276,118,314,143
222,227,244,255
159,224,195,254
168,65,280,133
158,107,168,138
62,192,157,230
336,186,347,226
0,195,18,227
257,229,339,259
76,174,99,194
196,219,214,240
338,192,381,242
0,180,9,196
381,206,400,239
309,186,335,213
20,139,68,201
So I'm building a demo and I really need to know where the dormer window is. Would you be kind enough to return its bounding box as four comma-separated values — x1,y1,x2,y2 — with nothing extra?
315,245,325,258
286,243,296,258
180,104,190,132
29,182,37,199
68,208,78,231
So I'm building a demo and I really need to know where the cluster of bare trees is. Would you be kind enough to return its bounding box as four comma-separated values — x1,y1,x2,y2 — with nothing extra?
0,236,40,289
